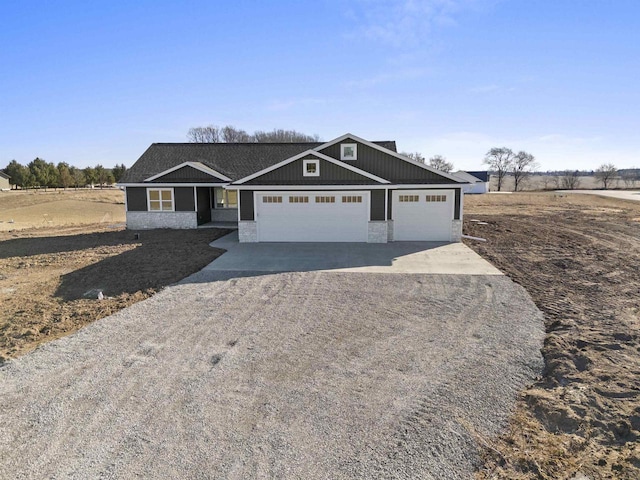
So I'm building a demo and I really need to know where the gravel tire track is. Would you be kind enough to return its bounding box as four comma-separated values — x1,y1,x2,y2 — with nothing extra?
0,272,544,479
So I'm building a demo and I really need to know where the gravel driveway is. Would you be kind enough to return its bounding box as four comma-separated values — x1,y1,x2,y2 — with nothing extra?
0,270,544,479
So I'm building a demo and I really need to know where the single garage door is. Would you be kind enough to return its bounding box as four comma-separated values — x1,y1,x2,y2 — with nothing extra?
393,190,453,241
256,191,369,242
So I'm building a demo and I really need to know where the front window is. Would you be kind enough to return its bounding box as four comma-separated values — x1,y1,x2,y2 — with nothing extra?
148,188,173,211
215,188,238,208
303,159,320,177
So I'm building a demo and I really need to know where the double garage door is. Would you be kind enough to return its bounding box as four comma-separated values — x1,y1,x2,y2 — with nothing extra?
256,191,369,242
392,190,453,241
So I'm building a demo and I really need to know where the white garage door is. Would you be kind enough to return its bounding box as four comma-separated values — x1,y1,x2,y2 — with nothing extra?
256,191,369,242
393,190,453,241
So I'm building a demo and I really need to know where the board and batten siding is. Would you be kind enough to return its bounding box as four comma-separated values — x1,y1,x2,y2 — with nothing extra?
318,140,453,184
454,188,461,220
370,189,385,221
126,187,147,211
242,157,374,186
240,190,255,221
174,187,195,211
151,165,227,183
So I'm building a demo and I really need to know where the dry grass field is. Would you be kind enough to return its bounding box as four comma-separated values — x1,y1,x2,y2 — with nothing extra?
0,189,229,360
0,188,126,231
465,192,640,479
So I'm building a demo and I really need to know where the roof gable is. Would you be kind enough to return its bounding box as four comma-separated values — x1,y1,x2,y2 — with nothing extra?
233,150,390,185
145,161,231,183
316,135,465,185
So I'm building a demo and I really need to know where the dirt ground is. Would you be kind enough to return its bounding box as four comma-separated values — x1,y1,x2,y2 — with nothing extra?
3,189,640,478
464,192,640,479
0,190,230,360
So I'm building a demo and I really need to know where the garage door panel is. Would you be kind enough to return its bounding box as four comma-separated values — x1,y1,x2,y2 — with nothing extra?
393,190,453,241
256,192,369,242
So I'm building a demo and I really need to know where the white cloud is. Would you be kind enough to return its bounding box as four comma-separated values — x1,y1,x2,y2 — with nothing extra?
345,0,481,47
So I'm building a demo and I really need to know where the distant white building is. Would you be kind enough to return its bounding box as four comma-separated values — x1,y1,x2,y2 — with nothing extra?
453,171,489,194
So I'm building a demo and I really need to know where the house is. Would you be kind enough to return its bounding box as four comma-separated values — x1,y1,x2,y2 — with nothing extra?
453,171,489,194
0,171,10,191
118,133,469,243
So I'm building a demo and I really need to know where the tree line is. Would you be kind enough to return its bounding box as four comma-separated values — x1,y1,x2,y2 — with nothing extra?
2,159,127,190
188,125,321,143
482,148,638,191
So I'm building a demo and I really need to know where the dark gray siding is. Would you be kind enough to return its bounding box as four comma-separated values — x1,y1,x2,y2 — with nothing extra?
370,190,385,221
454,188,461,220
240,190,254,221
196,187,211,224
174,187,195,211
243,157,376,185
151,165,227,183
126,187,147,211
387,190,393,220
319,139,455,184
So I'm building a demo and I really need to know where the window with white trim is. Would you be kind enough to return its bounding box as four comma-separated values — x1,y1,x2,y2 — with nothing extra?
425,194,446,202
303,159,320,177
214,188,238,208
342,195,362,203
262,196,282,203
148,188,174,211
399,195,419,202
340,143,357,161
315,196,335,203
289,196,309,203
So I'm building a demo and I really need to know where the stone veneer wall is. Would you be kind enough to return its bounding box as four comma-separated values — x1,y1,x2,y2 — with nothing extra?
451,219,462,242
238,221,258,242
367,221,388,243
386,220,394,242
211,208,238,222
127,212,197,229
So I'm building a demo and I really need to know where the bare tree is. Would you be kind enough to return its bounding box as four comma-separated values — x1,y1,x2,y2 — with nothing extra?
401,152,425,163
253,128,319,142
187,125,222,143
483,148,515,192
560,170,581,189
428,155,454,173
188,124,320,143
541,174,559,190
222,125,251,142
621,169,638,188
595,163,618,189
512,151,538,191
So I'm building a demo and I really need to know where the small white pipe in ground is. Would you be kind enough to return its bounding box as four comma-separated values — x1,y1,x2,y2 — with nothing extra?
462,234,487,242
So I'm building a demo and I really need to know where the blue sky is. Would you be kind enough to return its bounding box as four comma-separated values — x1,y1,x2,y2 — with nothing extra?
1,0,638,171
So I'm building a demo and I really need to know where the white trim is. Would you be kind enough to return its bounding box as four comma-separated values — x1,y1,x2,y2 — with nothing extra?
340,143,357,161
143,161,231,182
303,159,320,177
118,182,228,188
147,187,175,212
193,187,198,213
313,133,467,183
232,183,465,191
384,187,388,221
231,150,391,185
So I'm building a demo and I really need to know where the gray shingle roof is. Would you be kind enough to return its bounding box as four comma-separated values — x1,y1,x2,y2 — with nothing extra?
119,141,397,184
